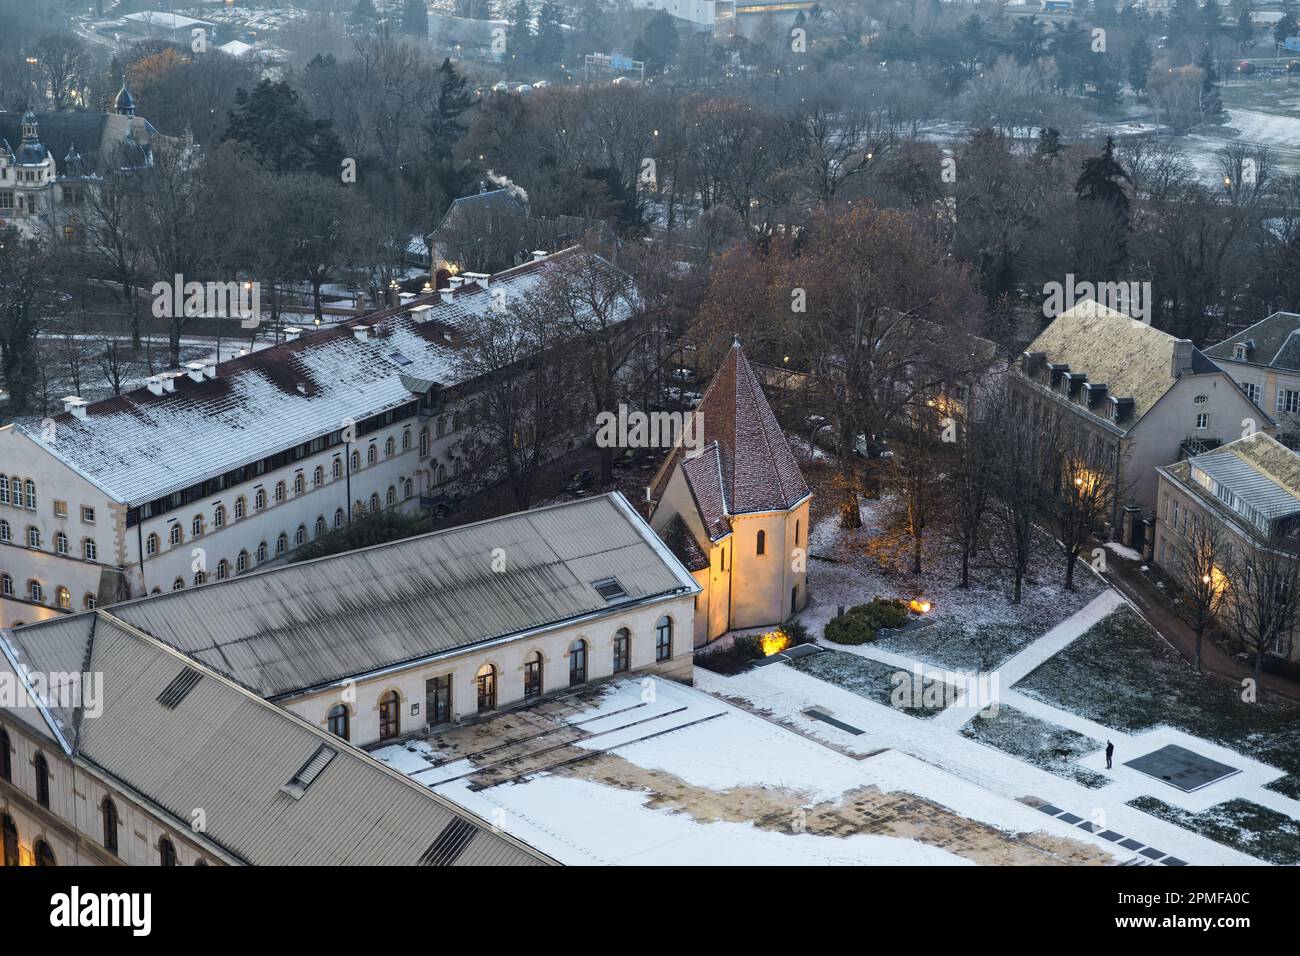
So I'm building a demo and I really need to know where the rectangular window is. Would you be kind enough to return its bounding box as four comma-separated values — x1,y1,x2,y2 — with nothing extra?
81,506,95,523
1244,382,1261,404
426,675,451,726
1196,413,1209,430
1278,390,1300,414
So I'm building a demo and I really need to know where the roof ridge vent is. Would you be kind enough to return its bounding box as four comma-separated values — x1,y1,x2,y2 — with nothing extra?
157,667,203,709
281,742,337,800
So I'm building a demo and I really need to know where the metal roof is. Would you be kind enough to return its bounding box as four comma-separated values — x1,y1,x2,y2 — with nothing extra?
17,249,630,505
2,615,551,866
68,493,696,698
1190,448,1300,522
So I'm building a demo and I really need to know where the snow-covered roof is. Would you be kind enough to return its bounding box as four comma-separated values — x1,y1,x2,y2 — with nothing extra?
218,40,256,57
124,11,213,29
19,248,629,506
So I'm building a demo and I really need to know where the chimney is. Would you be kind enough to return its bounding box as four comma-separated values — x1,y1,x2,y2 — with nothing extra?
159,372,177,393
353,325,372,342
411,304,434,321
440,289,454,304
1171,339,1195,378
284,326,303,342
145,375,165,396
1084,382,1108,407
531,250,547,262
462,272,490,289
184,361,207,383
62,396,88,420
448,276,464,289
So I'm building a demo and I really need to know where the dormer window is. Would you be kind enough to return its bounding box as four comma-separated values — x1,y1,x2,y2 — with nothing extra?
1233,344,1247,360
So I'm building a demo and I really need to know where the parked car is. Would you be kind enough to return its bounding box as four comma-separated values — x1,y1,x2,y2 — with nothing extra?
491,81,510,93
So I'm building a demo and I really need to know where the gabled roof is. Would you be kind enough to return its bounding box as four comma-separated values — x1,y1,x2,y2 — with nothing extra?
1163,431,1300,532
0,615,551,866
659,513,709,572
1205,312,1300,371
440,187,527,224
1021,300,1220,425
658,342,809,522
13,493,698,699
16,248,628,505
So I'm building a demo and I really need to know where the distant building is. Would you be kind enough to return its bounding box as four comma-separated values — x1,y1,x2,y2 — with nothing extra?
1011,301,1272,547
1153,431,1300,667
0,81,155,240
649,341,811,646
1204,312,1300,447
122,11,217,44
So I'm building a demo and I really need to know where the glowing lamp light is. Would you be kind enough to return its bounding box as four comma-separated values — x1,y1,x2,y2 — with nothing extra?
909,599,931,614
760,632,791,657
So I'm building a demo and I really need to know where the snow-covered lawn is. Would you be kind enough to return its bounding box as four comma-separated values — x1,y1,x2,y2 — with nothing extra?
961,705,1109,790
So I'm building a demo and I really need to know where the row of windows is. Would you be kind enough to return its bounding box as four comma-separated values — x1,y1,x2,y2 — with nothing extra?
0,573,92,611
0,477,37,511
325,620,675,742
0,724,193,866
0,521,98,560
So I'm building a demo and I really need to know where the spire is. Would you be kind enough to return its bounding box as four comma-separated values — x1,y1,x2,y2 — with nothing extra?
114,75,135,116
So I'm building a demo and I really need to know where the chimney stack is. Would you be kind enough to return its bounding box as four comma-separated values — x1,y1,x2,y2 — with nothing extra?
184,361,207,383
353,325,372,342
61,396,88,420
531,250,547,262
1172,339,1195,378
284,326,303,342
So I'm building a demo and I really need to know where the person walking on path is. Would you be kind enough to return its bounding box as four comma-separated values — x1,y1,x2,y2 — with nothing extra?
1106,740,1114,770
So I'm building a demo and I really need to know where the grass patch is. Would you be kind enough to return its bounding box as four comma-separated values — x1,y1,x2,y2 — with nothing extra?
1127,796,1300,866
1017,606,1300,796
790,649,955,719
960,705,1109,789
873,620,1042,671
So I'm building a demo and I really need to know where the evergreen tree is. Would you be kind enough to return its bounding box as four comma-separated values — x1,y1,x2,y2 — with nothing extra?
1128,36,1153,92
1234,6,1255,48
507,0,534,68
401,0,428,35
1075,136,1131,217
1198,43,1226,123
350,0,380,30
1276,11,1298,46
534,1,564,70
426,57,472,164
1035,127,1062,157
223,80,344,177
633,10,680,75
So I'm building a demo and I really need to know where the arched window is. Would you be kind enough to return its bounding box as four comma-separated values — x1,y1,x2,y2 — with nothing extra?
332,457,342,479
350,450,360,471
0,519,9,542
0,726,10,781
276,533,288,556
193,571,206,586
436,417,446,438
55,586,71,610
0,474,7,505
569,639,587,686
83,593,97,610
403,478,413,499
256,542,268,563
419,429,429,457
384,437,394,457
295,525,306,546
293,474,304,495
172,577,184,591
254,489,266,511
795,519,800,545
55,531,68,555
29,580,43,603
378,691,401,740
655,616,672,662
369,493,380,513
159,837,177,866
168,524,181,546
0,574,11,598
327,704,349,741
145,533,159,556
437,464,447,484
234,497,246,520
274,481,286,503
213,505,225,529
28,526,41,549
236,551,248,573
83,538,97,561
34,752,50,807
367,444,377,465
2,814,18,867
191,515,203,537
24,479,36,510
35,839,56,866
524,651,543,699
476,664,496,713
614,628,631,673
314,466,324,487
315,516,326,537
216,559,229,580
333,509,344,529
386,486,396,506
401,429,411,451
756,529,766,556
102,798,119,855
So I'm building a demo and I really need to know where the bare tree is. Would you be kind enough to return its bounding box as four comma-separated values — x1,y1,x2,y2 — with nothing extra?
1172,516,1232,675
1225,529,1300,680
33,34,90,111
990,398,1056,604
1049,419,1125,590
948,401,996,589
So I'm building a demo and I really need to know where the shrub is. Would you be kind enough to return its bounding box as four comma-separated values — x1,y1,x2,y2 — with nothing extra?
863,598,910,631
824,605,878,645
732,634,767,661
777,617,810,645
